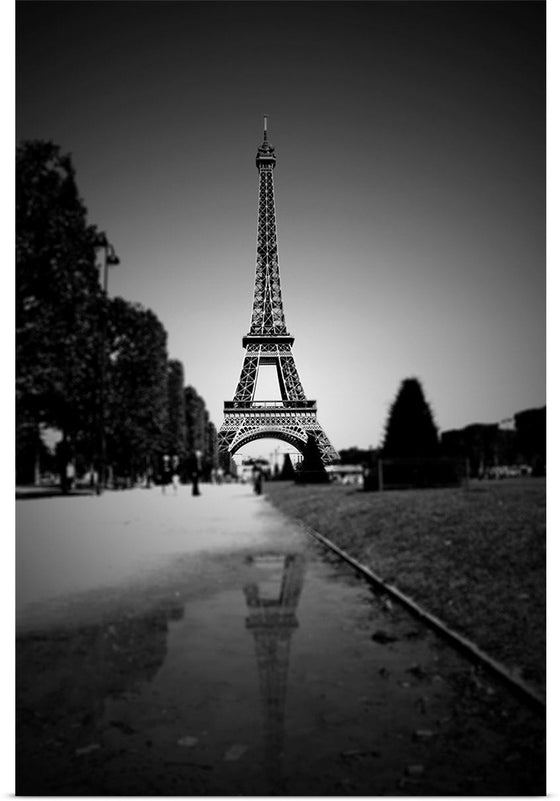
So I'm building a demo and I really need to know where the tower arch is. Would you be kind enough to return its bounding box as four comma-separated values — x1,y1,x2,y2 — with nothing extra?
229,429,306,458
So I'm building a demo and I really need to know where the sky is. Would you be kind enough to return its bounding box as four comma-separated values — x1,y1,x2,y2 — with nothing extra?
15,0,546,454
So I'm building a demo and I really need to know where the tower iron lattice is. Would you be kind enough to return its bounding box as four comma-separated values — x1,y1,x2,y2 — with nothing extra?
218,119,338,463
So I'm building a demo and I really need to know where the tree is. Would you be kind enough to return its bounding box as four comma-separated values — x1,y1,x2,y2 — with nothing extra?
16,140,103,482
205,421,218,478
514,407,546,475
382,377,439,458
339,447,376,466
441,423,503,477
105,297,168,482
164,360,186,459
279,453,295,480
184,385,217,480
376,378,458,489
179,387,219,481
297,435,329,483
184,386,207,456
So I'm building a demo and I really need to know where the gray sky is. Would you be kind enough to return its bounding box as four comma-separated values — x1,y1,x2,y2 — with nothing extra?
16,1,546,452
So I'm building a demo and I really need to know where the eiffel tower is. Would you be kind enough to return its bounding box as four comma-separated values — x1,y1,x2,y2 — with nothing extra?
218,119,338,463
243,552,306,789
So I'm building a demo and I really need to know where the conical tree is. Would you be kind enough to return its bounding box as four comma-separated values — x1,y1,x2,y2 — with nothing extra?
298,435,329,483
382,378,439,458
279,453,295,480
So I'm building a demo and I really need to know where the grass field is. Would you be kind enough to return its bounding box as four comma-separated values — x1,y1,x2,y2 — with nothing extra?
264,477,546,692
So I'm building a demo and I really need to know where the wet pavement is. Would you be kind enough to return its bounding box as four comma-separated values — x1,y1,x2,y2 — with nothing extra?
16,486,545,795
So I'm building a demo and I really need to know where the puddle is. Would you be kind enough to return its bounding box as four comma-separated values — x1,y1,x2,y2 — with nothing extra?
17,541,545,795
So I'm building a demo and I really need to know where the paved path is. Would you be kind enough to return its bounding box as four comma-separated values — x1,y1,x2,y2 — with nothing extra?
16,483,287,623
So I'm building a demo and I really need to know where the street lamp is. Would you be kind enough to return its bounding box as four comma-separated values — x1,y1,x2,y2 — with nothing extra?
96,233,120,293
95,233,120,495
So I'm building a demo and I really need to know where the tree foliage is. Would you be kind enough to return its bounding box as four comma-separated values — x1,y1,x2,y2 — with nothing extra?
205,421,218,473
297,435,329,483
382,377,439,458
339,447,376,466
514,407,546,475
16,140,102,454
441,423,512,477
165,359,186,458
279,453,295,480
184,386,217,479
184,386,219,479
105,297,168,478
184,385,207,455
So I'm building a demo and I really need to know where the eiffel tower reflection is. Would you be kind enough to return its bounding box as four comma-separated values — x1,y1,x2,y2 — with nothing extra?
243,552,306,790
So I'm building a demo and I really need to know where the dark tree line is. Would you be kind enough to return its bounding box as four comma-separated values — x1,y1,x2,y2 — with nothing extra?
514,408,546,474
16,140,216,489
441,407,545,478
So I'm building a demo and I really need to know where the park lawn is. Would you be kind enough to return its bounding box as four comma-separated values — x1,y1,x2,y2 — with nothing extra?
264,478,546,691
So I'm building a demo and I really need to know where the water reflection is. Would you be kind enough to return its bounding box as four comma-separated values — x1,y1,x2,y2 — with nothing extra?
16,602,185,793
17,549,309,794
17,544,545,796
243,552,306,787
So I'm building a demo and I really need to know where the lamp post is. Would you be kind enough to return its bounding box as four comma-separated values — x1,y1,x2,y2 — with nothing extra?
95,233,119,495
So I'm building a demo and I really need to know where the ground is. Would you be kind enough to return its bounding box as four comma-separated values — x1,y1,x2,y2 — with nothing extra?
15,481,546,795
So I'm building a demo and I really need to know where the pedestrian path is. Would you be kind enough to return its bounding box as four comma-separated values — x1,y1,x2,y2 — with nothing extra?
16,483,291,618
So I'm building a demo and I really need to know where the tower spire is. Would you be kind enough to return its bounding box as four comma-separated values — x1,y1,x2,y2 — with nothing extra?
250,122,284,335
256,117,276,168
